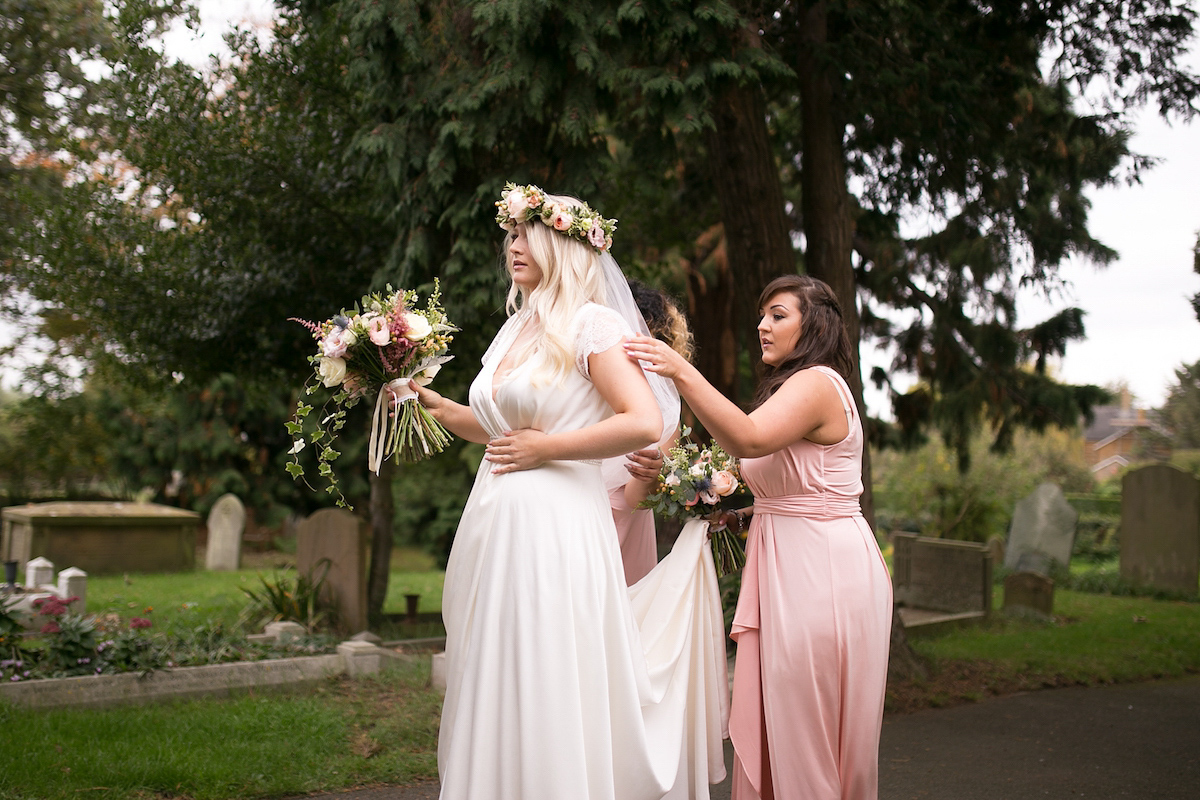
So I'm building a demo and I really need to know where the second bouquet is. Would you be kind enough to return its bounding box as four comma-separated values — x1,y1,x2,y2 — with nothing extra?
641,428,753,576
287,282,456,507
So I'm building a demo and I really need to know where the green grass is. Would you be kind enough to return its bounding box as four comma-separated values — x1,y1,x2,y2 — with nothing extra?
85,548,447,635
0,659,441,800
921,587,1200,683
887,587,1200,712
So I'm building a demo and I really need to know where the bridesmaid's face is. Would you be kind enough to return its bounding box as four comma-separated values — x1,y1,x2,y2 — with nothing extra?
508,226,543,290
757,291,803,366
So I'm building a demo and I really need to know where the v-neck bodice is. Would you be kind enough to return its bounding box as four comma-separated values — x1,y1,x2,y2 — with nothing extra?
467,303,630,442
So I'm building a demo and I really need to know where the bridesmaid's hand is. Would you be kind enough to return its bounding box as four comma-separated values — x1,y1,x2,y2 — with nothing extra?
485,429,549,474
623,335,688,381
625,447,664,484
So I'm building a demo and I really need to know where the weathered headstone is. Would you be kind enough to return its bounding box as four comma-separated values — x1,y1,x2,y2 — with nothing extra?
204,494,245,571
1004,483,1078,575
296,509,369,633
986,535,1006,569
893,534,992,616
1004,571,1054,616
57,567,87,611
1121,465,1200,594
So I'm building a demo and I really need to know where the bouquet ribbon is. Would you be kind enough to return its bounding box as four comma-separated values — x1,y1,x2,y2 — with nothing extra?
368,380,419,474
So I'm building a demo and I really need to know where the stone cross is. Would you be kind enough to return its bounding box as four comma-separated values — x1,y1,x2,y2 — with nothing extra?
1004,482,1078,575
205,494,246,571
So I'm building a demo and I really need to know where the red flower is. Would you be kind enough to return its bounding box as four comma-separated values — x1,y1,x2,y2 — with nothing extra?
130,617,152,630
41,621,61,634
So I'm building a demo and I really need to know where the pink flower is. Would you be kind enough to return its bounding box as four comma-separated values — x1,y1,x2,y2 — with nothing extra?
587,221,606,249
322,327,356,358
711,470,739,497
365,315,391,346
130,617,152,629
41,621,61,634
551,208,574,231
700,490,719,505
505,189,530,221
603,236,612,251
684,494,700,508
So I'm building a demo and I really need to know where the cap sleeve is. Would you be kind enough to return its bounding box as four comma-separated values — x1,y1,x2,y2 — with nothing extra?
574,303,633,379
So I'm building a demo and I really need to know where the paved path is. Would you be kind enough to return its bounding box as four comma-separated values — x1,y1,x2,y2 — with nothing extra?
288,675,1200,800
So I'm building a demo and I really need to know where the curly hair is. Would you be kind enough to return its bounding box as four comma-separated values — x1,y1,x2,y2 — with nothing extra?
629,279,694,362
750,275,854,410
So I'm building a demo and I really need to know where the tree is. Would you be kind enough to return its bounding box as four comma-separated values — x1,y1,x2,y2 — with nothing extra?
1161,360,1200,450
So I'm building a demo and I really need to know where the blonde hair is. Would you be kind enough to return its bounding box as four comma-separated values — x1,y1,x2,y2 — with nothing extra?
504,194,608,382
662,302,694,362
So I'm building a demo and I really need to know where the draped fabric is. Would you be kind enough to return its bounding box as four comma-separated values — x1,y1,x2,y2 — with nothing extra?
729,366,892,800
438,303,728,800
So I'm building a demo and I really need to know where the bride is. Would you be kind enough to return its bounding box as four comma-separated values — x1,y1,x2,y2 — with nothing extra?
411,183,728,800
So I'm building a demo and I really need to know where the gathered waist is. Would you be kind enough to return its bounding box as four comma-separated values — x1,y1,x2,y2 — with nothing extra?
752,494,861,520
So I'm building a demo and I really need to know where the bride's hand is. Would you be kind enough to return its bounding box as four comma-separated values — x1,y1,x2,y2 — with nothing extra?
409,379,445,419
623,335,687,380
485,429,549,474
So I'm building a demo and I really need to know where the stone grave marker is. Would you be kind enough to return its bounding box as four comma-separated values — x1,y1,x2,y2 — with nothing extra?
1004,482,1078,575
297,509,369,633
204,494,245,571
1121,465,1200,594
892,533,992,631
1003,571,1054,616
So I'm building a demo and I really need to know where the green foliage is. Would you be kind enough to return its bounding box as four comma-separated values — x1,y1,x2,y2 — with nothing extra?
97,623,168,677
1063,560,1199,602
873,425,1094,541
1159,360,1200,449
241,560,338,633
39,613,99,677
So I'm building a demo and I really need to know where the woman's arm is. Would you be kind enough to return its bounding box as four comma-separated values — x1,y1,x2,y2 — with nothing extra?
484,343,661,474
622,336,848,458
621,424,680,507
409,380,491,444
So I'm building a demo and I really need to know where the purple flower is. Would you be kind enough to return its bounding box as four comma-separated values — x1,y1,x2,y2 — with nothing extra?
10,675,20,682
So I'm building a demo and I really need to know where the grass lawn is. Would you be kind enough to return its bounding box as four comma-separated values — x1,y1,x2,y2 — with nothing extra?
84,548,446,636
0,659,441,800
886,587,1200,713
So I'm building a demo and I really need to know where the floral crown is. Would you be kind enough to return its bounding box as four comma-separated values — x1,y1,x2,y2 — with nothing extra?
495,182,617,253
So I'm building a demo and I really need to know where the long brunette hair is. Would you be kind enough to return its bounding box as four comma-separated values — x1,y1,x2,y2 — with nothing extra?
750,275,854,410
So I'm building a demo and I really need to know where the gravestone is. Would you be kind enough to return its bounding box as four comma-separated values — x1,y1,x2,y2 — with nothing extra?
1121,465,1200,594
1004,571,1054,616
986,535,1006,569
296,509,369,633
892,534,992,632
26,556,54,588
204,494,245,571
1004,483,1078,575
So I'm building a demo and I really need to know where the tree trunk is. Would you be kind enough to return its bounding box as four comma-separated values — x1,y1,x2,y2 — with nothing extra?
685,231,738,404
705,78,797,386
796,0,919,679
367,457,395,622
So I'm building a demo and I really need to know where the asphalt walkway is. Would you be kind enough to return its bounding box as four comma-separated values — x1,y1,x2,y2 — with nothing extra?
288,674,1200,800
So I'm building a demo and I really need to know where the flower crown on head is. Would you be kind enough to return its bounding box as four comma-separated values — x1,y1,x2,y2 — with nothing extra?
495,182,617,253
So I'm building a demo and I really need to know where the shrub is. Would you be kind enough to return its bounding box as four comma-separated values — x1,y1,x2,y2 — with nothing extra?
241,559,338,633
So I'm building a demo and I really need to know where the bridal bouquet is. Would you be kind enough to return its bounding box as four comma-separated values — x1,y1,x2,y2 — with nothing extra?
642,428,751,575
286,282,456,508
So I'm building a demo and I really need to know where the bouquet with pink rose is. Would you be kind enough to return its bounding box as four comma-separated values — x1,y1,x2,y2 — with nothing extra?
641,427,752,575
286,281,456,508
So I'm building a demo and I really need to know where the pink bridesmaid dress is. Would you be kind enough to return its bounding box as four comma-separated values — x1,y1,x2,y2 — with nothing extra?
730,365,892,800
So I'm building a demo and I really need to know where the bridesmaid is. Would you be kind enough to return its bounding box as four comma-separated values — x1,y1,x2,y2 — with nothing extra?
604,280,695,585
624,275,893,800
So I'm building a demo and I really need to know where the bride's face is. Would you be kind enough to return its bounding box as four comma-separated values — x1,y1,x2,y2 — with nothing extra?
508,226,544,290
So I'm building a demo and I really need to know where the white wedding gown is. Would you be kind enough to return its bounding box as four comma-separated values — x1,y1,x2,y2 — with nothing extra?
438,303,729,800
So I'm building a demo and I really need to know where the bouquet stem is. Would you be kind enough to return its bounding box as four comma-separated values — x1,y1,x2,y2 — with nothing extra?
708,522,747,577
